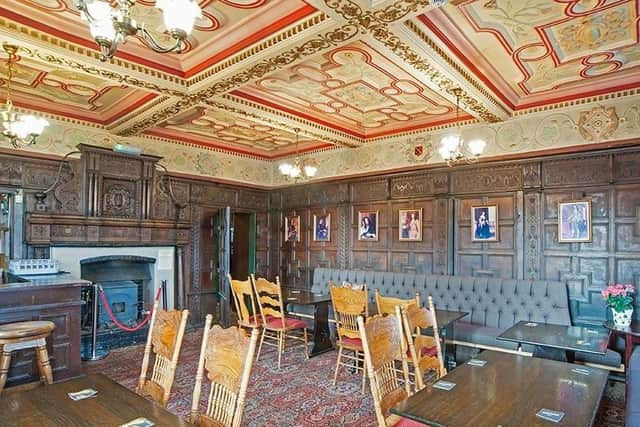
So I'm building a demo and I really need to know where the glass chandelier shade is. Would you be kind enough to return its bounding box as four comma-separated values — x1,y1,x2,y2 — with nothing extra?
77,0,202,61
1,44,49,148
439,88,486,166
279,129,318,180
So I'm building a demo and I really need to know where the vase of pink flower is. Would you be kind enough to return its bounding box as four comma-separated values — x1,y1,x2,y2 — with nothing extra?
602,284,635,328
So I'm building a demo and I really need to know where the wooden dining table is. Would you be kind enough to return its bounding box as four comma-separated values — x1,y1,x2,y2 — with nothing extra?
391,350,608,427
0,373,192,426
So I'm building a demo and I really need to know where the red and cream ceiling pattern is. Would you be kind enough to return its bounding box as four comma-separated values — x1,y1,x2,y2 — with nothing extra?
0,0,638,159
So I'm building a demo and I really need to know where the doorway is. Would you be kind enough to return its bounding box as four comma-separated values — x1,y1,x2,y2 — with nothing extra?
198,209,256,325
230,212,255,281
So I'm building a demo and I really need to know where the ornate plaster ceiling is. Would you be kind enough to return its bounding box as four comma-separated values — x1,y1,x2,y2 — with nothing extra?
417,0,640,109
0,0,638,160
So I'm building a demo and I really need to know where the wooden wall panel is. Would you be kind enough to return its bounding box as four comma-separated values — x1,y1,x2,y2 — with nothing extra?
273,148,640,326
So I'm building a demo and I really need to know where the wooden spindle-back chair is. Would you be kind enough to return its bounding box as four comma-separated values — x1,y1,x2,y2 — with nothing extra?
190,315,259,427
374,290,420,315
228,274,261,331
251,275,308,368
398,295,446,391
137,301,189,407
329,283,369,393
358,313,416,427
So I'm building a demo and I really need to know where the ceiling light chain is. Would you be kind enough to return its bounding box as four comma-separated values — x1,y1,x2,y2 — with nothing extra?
75,0,202,62
279,128,318,181
438,88,486,167
0,44,49,149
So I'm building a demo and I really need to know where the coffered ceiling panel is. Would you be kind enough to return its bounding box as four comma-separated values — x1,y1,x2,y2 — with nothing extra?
1,0,639,163
0,50,155,125
1,0,315,77
418,0,640,110
233,41,467,138
145,106,331,158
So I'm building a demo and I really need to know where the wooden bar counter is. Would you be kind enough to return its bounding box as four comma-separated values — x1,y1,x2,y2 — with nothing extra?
0,273,89,387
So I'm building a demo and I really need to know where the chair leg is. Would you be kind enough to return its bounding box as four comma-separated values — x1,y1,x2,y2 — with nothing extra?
302,328,309,359
0,347,11,395
255,328,264,361
360,353,367,394
35,344,53,385
256,328,267,362
333,346,343,385
277,330,284,369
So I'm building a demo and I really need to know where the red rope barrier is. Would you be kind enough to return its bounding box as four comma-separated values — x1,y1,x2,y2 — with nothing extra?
98,286,163,332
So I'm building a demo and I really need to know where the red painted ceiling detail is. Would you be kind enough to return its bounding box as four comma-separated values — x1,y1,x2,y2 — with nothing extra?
419,0,640,109
235,41,459,137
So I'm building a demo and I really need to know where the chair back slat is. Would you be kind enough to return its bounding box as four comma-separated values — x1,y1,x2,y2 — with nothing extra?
191,315,259,427
358,313,410,427
330,284,369,341
374,290,420,315
228,275,259,328
398,295,446,391
137,301,189,407
252,275,286,325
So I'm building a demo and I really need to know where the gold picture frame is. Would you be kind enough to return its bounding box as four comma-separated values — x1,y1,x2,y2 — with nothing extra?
558,200,591,243
399,208,422,241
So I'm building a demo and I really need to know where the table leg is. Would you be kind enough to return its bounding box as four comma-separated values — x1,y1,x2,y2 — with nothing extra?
309,301,333,357
442,325,456,370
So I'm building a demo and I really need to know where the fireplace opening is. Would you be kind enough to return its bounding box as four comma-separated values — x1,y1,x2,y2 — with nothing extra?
80,255,156,353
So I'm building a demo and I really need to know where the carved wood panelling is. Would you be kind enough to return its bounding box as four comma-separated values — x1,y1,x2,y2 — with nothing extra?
451,166,522,194
351,179,388,202
281,187,308,208
191,184,237,206
543,156,610,187
239,190,268,210
309,183,349,206
454,195,519,279
613,152,640,181
391,173,434,198
523,162,541,189
524,192,541,279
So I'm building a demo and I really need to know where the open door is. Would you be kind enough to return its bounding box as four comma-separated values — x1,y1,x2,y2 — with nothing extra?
216,206,232,327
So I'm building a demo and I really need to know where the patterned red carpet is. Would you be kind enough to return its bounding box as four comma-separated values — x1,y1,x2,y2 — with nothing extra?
84,329,625,427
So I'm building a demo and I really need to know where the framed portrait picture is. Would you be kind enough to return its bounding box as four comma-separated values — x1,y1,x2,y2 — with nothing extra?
558,200,591,243
399,208,422,241
313,214,330,241
471,204,499,242
285,215,300,242
358,211,379,241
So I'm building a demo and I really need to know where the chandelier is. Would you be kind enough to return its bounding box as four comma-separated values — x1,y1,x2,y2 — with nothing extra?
1,44,49,148
278,129,318,180
438,88,486,167
76,0,202,61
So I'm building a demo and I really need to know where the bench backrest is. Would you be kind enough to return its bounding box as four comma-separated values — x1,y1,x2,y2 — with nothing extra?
312,268,571,328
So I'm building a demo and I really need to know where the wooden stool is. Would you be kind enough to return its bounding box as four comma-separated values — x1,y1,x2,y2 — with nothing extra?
0,321,55,394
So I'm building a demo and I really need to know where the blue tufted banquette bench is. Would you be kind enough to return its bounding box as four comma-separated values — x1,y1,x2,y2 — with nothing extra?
300,268,621,369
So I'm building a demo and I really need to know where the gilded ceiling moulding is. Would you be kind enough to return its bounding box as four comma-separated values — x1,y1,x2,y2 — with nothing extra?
118,23,361,136
402,19,507,113
513,88,640,117
186,12,331,86
323,0,502,123
16,45,187,98
216,95,362,147
0,18,187,91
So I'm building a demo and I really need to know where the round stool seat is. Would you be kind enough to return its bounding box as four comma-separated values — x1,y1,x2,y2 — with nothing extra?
0,321,55,341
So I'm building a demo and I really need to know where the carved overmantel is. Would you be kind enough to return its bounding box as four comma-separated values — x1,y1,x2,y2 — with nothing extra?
25,144,191,247
25,214,191,246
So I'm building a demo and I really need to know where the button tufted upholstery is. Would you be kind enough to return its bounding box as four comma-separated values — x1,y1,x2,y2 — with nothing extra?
312,268,571,327
306,268,621,368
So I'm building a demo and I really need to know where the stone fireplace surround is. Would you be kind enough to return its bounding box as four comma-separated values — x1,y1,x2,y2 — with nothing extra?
51,246,176,309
